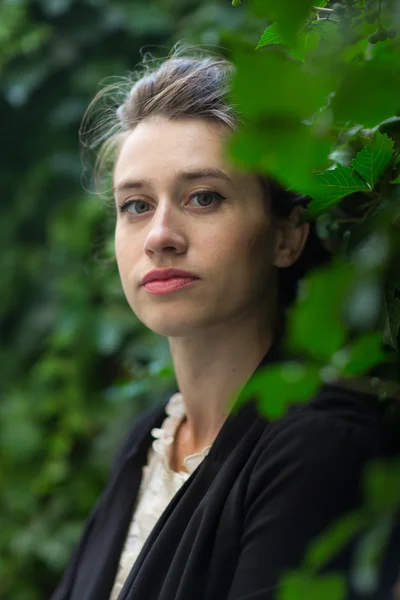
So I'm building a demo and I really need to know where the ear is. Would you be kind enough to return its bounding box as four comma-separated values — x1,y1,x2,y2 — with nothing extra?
273,206,310,269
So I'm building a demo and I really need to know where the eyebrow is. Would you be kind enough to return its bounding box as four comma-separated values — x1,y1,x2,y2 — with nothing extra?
113,168,233,194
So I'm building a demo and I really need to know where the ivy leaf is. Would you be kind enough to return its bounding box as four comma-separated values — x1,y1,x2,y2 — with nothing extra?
305,167,369,217
256,20,338,61
364,459,400,512
232,47,332,120
279,570,347,600
229,48,333,188
331,60,400,128
286,262,355,361
250,0,316,46
227,120,331,194
305,511,369,571
352,132,395,188
232,361,321,420
331,331,390,377
256,23,281,48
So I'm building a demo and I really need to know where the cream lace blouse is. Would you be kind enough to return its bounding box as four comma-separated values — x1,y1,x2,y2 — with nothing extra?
109,392,212,600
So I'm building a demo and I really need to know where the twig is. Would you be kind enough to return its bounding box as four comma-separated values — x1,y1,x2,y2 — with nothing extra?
316,17,340,23
356,200,377,210
313,6,334,12
335,204,377,224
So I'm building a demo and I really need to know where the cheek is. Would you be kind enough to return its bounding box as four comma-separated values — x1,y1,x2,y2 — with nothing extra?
114,227,137,278
114,232,126,271
206,219,272,298
230,219,272,266
236,221,274,293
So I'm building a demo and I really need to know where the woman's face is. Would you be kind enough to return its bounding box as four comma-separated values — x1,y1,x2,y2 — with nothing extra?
113,116,291,338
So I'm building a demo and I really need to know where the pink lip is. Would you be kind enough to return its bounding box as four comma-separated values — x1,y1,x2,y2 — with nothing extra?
143,277,199,295
141,268,199,286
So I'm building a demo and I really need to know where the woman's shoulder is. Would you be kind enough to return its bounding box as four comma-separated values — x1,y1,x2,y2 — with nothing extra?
253,381,393,475
241,383,396,513
291,380,386,433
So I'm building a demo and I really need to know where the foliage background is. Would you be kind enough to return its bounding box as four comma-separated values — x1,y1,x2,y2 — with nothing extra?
1,0,400,599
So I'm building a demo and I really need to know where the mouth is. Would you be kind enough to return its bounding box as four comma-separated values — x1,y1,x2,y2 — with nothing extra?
142,277,199,295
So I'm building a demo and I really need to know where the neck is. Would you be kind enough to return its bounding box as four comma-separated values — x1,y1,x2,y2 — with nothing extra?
168,310,279,452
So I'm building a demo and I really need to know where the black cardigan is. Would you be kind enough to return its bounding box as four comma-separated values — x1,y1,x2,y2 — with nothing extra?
51,339,399,600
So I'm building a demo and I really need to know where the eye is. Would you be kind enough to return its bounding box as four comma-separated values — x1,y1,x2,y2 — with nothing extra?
117,190,225,217
188,190,225,208
118,200,151,215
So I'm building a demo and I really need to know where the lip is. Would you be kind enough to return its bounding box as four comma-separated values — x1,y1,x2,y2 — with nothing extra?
143,278,199,295
141,268,200,286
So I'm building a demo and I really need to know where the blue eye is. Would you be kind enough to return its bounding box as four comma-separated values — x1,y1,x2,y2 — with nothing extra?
119,200,150,215
189,190,225,207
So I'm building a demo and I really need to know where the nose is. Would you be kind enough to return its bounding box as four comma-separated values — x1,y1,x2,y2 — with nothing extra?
143,201,187,258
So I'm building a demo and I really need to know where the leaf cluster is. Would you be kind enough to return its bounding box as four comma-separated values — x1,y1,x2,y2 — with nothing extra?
228,0,400,597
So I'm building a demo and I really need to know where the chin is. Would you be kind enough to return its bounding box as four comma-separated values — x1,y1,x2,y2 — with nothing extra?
144,321,199,338
137,309,210,338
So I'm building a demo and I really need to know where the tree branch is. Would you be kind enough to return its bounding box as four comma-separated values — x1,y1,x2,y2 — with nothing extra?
313,6,334,12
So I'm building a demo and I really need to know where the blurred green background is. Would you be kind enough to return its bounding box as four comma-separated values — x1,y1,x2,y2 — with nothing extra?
0,1,270,598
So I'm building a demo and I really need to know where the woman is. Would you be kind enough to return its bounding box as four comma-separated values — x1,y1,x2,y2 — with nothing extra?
51,45,395,600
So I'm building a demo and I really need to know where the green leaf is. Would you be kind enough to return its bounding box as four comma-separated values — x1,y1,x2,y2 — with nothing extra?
331,60,400,128
331,331,389,376
232,47,332,120
352,132,395,188
364,458,400,512
293,20,339,60
390,175,400,184
227,121,331,193
293,27,323,60
233,361,321,419
250,0,316,45
256,20,338,61
256,23,282,48
279,570,347,600
305,511,369,570
304,167,369,217
286,262,355,361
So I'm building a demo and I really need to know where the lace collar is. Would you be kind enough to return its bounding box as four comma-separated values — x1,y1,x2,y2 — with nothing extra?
150,392,212,476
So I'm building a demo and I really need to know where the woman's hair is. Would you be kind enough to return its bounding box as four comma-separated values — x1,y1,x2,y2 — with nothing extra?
80,43,332,340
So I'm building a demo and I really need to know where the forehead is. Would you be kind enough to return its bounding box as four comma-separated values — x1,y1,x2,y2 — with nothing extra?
113,117,245,187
